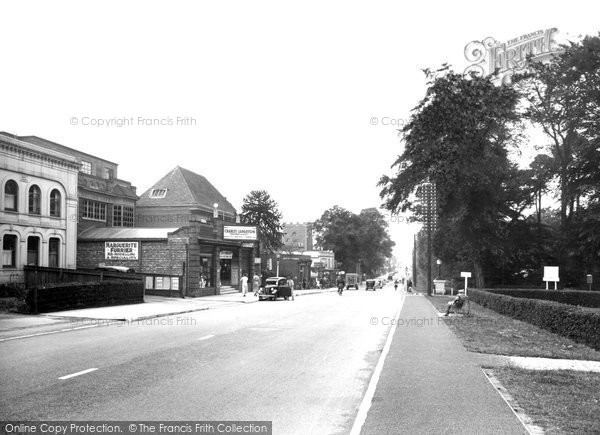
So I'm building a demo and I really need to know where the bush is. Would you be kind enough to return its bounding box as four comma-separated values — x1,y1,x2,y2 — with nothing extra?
470,289,600,351
26,280,144,313
482,288,600,308
0,283,27,299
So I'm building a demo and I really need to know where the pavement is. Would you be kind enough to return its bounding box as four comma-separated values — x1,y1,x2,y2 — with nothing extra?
0,288,337,341
359,293,529,434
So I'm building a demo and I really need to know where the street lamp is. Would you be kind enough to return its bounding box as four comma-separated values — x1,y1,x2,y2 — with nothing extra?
436,259,442,279
213,203,219,219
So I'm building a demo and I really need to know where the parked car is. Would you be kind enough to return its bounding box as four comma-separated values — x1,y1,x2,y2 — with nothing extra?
258,277,293,301
365,279,377,291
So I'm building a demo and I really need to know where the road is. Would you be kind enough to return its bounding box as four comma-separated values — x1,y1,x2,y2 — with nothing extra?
0,287,404,434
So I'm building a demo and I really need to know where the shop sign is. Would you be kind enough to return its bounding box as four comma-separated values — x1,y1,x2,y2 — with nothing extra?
219,250,233,259
105,242,138,260
241,242,255,248
223,225,257,240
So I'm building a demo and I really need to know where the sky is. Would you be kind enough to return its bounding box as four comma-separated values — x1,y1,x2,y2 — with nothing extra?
2,1,599,268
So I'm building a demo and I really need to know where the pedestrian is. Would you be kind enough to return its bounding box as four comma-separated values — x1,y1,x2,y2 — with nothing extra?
406,278,413,293
240,273,248,297
287,276,295,301
252,272,260,297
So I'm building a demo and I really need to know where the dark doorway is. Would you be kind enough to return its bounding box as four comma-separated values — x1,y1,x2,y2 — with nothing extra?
220,259,231,285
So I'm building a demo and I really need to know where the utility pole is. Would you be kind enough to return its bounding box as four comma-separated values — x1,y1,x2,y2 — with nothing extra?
417,181,437,297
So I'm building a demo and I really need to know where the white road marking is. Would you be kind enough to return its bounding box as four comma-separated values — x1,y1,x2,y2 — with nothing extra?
59,368,98,380
0,324,100,342
350,294,406,435
197,335,215,341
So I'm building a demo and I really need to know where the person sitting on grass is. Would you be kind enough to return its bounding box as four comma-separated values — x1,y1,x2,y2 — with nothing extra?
444,289,468,316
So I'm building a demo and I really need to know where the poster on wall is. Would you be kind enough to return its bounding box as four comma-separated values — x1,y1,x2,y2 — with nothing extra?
105,241,138,260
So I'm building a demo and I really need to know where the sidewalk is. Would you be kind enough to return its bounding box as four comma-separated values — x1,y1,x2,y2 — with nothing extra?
360,294,528,434
0,288,335,341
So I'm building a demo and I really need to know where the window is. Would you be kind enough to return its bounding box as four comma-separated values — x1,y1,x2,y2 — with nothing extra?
104,168,114,179
149,189,167,198
28,185,41,215
2,234,17,268
81,199,106,221
49,238,60,268
4,180,18,211
112,205,134,227
81,161,92,174
50,189,61,217
27,236,39,266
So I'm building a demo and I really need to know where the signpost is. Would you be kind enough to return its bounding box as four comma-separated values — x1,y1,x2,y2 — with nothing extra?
460,272,471,295
587,274,593,291
543,266,559,290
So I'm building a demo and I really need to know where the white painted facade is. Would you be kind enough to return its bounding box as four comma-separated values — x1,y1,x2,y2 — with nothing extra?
0,134,79,284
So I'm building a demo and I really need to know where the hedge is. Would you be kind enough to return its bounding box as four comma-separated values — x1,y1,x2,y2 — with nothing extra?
26,280,144,313
482,288,600,308
469,289,600,351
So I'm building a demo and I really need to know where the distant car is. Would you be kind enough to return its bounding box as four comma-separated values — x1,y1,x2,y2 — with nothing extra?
258,277,293,301
365,279,377,291
345,273,359,290
96,265,136,273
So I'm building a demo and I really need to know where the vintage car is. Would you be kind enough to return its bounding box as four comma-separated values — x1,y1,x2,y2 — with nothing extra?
258,277,294,301
345,273,359,290
365,279,377,291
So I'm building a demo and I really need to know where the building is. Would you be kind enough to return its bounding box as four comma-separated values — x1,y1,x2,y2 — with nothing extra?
77,167,257,296
136,166,237,227
0,133,79,284
2,134,138,236
262,252,312,288
282,222,313,251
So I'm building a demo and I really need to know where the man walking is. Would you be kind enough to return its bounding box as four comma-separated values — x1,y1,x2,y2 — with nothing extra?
241,273,248,297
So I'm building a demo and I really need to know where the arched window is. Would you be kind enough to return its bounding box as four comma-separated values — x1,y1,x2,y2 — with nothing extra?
4,180,18,211
28,185,41,215
49,237,60,268
27,236,40,266
50,189,61,217
2,234,17,268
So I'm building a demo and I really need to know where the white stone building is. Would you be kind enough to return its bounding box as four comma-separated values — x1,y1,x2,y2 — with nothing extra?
0,133,79,284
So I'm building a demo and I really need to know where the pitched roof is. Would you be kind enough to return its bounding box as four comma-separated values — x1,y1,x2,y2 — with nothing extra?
78,227,179,240
137,166,236,216
0,132,117,165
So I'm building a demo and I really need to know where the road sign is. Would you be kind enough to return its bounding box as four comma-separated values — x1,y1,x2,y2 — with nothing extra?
460,272,471,295
543,266,559,290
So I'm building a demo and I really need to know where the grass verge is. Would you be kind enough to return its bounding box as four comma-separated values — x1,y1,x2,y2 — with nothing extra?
427,294,600,360
491,368,600,434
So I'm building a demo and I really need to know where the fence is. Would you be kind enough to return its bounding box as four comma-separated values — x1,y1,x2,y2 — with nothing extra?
24,265,142,288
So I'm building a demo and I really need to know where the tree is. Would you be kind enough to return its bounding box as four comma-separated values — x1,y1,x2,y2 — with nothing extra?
379,66,522,287
513,34,600,228
239,190,284,254
313,206,394,277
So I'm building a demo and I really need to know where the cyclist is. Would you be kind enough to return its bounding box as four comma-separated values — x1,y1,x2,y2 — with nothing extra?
394,279,398,291
336,274,346,295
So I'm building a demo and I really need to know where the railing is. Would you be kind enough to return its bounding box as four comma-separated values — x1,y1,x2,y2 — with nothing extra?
24,265,142,288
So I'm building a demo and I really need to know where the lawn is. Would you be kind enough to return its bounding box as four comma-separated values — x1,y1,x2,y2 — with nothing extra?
426,294,600,361
491,368,600,434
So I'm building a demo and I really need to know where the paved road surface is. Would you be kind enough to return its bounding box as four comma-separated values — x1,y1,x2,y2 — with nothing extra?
1,288,403,434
